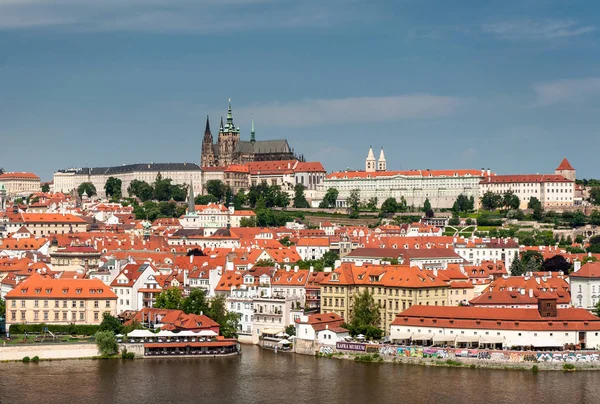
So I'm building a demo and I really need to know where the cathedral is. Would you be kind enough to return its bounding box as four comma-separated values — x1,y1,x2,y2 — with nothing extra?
201,100,298,167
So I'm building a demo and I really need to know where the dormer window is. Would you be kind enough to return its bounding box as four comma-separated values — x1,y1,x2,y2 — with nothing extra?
35,288,41,294
76,289,82,294
98,289,103,294
62,289,68,294
45,289,52,294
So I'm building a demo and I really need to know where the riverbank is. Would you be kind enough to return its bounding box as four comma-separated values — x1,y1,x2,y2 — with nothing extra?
315,350,600,371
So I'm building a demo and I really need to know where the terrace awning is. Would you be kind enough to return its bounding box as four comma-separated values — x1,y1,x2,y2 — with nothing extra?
393,332,413,340
127,330,156,338
433,334,456,343
531,339,564,348
455,335,480,343
411,333,434,341
197,330,218,337
479,336,504,344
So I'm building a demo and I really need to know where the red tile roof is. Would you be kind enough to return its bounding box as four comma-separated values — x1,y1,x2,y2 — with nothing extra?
0,172,40,180
5,273,117,299
481,174,572,184
556,158,575,171
570,262,600,278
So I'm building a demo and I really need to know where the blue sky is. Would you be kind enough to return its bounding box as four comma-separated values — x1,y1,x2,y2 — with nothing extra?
1,0,600,181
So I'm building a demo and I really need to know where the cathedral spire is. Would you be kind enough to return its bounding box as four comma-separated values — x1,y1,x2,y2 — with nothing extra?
204,115,211,134
250,116,256,143
226,98,233,129
220,116,224,132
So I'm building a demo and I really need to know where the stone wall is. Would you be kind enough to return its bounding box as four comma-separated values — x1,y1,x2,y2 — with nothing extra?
294,338,317,356
0,343,99,361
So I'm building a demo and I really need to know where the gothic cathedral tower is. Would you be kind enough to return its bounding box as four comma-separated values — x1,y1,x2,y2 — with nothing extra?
217,99,241,166
201,115,216,167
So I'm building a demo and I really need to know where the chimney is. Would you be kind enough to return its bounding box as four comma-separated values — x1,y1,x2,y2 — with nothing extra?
487,168,491,176
189,255,193,264
528,289,533,298
574,261,581,273
520,288,525,295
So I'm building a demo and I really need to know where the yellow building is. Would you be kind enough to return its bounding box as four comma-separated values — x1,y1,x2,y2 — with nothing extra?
4,273,117,331
320,263,450,334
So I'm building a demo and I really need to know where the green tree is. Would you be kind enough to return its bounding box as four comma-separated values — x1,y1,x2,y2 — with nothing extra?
528,197,543,220
77,182,96,197
525,256,541,273
153,173,173,201
590,210,600,226
322,250,339,268
570,211,586,228
588,235,600,254
521,250,544,269
99,312,122,334
366,197,378,211
346,189,361,218
206,180,227,201
170,184,187,202
285,324,296,337
319,188,339,208
452,194,473,213
254,259,276,267
207,295,240,338
279,236,293,247
594,301,600,318
95,330,118,357
0,297,5,319
239,217,257,227
182,288,209,315
104,177,122,199
589,187,600,205
41,183,50,193
195,194,219,205
509,252,524,276
480,191,501,211
380,197,398,217
503,191,520,210
423,198,432,213
154,287,183,310
293,184,310,208
128,180,154,201
542,255,571,273
349,289,381,335
233,190,247,210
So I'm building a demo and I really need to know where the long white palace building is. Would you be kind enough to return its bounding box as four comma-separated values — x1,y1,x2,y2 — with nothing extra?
324,146,488,209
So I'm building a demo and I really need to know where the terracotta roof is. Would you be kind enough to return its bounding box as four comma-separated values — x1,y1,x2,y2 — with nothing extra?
327,169,486,180
20,213,87,224
481,174,572,184
556,158,575,171
5,273,117,299
392,305,600,331
0,172,40,180
570,262,600,278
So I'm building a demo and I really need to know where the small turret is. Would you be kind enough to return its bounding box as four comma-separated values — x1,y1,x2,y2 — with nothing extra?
377,147,387,172
250,117,256,144
187,178,195,215
366,145,376,173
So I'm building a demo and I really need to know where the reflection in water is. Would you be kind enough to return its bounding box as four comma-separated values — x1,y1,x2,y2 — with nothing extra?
0,346,598,404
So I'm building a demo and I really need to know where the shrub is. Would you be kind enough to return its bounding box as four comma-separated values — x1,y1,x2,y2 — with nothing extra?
22,356,31,363
445,359,462,367
31,356,40,362
531,365,539,372
95,331,118,357
563,363,576,371
121,348,135,360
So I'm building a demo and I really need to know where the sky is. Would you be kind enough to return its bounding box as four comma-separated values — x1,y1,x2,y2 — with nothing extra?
1,0,600,181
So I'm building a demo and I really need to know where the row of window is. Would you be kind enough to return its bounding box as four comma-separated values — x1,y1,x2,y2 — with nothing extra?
11,300,111,308
10,310,110,322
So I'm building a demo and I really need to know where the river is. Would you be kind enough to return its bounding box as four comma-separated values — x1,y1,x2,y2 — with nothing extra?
0,346,598,404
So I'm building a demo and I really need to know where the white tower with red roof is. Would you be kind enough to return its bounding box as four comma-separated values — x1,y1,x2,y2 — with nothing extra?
555,158,576,182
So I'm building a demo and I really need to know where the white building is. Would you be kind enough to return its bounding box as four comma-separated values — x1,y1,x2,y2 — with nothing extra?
390,303,600,349
296,238,330,261
324,149,487,209
453,237,519,269
180,203,255,230
478,159,576,210
570,261,600,311
110,262,157,314
295,312,350,353
53,163,202,198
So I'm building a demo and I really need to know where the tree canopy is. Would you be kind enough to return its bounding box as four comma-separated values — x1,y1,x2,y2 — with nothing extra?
319,188,339,208
542,255,571,273
509,252,524,276
95,330,118,357
247,183,289,208
41,183,50,193
346,289,382,340
104,177,122,199
77,182,96,197
99,312,123,334
206,180,227,202
293,184,310,209
452,194,475,213
480,191,502,211
346,189,360,219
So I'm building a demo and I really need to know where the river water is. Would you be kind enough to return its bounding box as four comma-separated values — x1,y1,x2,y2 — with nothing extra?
0,346,598,404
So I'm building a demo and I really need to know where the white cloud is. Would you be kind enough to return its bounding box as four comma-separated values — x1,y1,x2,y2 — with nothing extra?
533,78,600,106
482,19,596,40
226,95,463,127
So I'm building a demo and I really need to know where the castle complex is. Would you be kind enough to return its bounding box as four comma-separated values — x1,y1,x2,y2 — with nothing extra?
201,100,297,167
